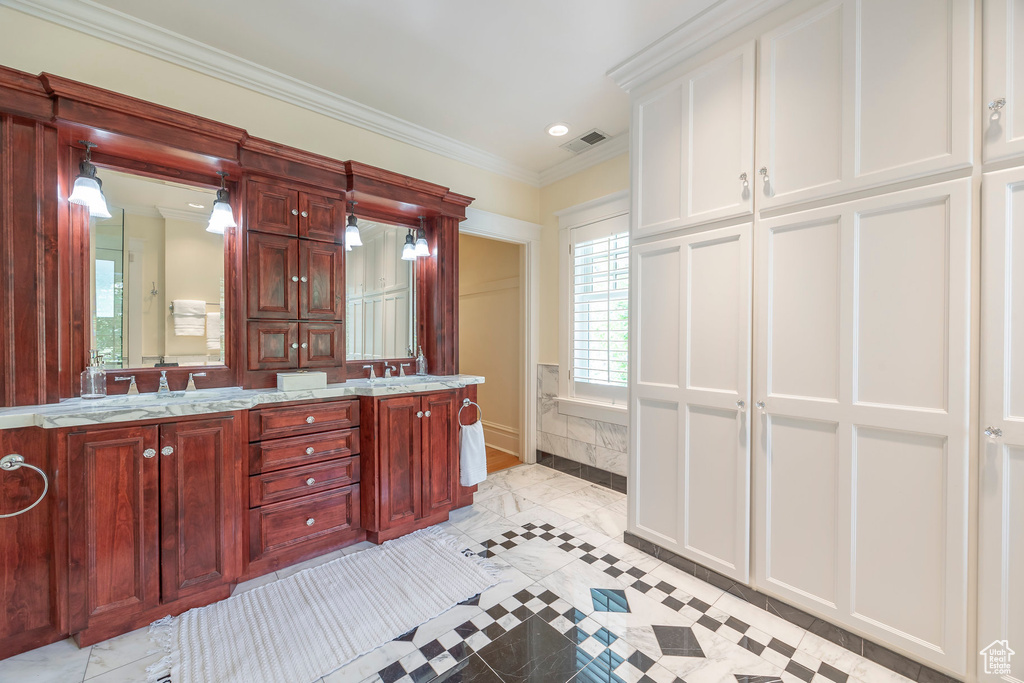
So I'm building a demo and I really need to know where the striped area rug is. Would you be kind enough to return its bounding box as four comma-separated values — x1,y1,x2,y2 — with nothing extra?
147,528,500,683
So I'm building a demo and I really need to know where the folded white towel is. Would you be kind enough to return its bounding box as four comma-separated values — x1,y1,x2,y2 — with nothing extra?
206,312,221,351
459,421,487,487
173,299,206,337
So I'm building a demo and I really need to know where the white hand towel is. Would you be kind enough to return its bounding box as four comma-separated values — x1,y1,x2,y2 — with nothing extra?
459,421,487,487
172,299,206,337
206,312,221,351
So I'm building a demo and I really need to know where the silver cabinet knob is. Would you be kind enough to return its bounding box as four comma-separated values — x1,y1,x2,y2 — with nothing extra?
984,427,1003,438
739,172,748,185
425,410,431,417
306,477,316,486
291,342,299,349
306,416,315,424
755,401,766,410
306,518,315,526
291,275,299,282
301,343,308,349
300,276,308,283
301,211,308,217
161,446,174,456
416,411,424,418
305,447,315,455
989,98,1007,112
291,209,299,216
143,448,156,459
736,400,745,409
759,167,769,182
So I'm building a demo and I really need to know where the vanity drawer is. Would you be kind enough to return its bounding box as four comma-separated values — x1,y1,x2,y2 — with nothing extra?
249,457,360,506
250,428,359,474
249,399,359,440
250,485,360,559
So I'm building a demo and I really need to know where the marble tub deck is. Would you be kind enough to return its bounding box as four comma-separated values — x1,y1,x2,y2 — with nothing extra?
0,464,921,683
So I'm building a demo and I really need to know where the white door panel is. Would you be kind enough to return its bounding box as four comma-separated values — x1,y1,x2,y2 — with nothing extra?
983,0,1024,162
755,180,970,674
630,224,752,582
633,85,684,237
980,166,1024,681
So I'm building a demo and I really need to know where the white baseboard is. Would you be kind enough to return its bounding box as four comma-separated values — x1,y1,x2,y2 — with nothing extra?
482,420,520,456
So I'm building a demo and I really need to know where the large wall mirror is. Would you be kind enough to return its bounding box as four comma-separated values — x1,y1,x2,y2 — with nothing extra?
345,219,417,360
91,169,226,369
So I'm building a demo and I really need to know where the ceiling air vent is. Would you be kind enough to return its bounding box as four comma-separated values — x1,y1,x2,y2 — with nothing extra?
560,128,610,155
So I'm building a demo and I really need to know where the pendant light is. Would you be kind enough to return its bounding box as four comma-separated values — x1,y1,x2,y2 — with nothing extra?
345,201,362,248
401,229,417,261
414,216,429,257
68,141,112,218
206,171,236,234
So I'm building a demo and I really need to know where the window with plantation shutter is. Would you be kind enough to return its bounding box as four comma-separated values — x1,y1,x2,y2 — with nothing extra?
570,215,629,404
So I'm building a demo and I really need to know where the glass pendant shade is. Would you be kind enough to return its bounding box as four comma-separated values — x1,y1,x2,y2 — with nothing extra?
69,168,111,218
345,214,362,247
414,228,429,257
206,200,236,234
401,232,417,261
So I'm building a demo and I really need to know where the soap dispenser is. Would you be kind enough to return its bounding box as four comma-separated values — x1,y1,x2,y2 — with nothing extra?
415,346,428,375
80,350,107,399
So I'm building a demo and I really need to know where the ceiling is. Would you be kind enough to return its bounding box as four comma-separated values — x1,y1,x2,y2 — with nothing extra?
81,0,718,176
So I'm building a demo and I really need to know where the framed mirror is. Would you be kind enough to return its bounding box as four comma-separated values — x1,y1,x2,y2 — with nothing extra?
345,219,418,361
90,169,227,369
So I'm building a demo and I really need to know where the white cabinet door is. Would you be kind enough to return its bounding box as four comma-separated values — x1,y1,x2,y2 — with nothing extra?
754,179,971,674
983,0,1024,162
629,224,752,582
979,166,1024,681
757,0,973,210
632,43,755,239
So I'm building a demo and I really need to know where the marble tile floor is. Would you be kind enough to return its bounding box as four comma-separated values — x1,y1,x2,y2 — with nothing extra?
0,464,915,683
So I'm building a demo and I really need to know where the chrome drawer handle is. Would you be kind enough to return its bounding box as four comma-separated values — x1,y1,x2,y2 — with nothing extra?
425,410,431,417
291,343,299,349
300,276,308,283
984,427,1003,438
161,446,174,456
143,448,156,459
306,447,315,455
291,209,299,216
306,518,315,526
291,275,299,282
306,477,316,486
301,211,308,217
301,343,308,349
306,416,315,424
416,411,423,418
989,98,1006,112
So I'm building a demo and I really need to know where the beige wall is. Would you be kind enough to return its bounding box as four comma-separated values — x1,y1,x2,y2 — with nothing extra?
124,213,165,360
459,234,521,454
536,154,630,364
163,218,224,358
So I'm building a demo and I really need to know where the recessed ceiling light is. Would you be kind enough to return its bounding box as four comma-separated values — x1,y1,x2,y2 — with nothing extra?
547,123,570,137
188,203,205,209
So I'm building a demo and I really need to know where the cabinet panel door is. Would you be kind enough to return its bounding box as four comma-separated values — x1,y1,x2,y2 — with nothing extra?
247,181,298,237
983,0,1024,162
299,192,343,243
632,82,683,237
421,392,456,517
377,396,421,529
299,241,345,319
67,426,159,632
247,233,298,319
299,323,344,368
754,180,971,674
247,321,298,370
979,166,1024,677
159,417,241,603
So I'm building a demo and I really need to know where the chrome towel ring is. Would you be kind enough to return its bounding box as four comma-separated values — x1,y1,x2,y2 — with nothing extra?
0,454,48,519
458,398,483,425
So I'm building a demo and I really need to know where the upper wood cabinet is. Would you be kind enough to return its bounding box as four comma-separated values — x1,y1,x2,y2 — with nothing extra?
983,0,1024,162
300,241,345,320
755,0,973,210
247,232,299,319
299,192,344,243
247,181,343,243
632,42,755,238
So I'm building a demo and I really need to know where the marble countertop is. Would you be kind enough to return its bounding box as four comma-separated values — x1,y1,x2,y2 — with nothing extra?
0,375,485,430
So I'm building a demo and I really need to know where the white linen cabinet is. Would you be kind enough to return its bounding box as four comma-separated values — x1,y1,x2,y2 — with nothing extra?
756,0,973,210
629,224,752,582
983,0,1024,162
752,180,971,673
979,166,1024,673
632,42,755,240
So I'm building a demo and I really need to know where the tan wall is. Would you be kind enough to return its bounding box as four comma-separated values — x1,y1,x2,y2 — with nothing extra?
123,213,165,359
537,154,630,364
459,234,521,454
163,218,224,358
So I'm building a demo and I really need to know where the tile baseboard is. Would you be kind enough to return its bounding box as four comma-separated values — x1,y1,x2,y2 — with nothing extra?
622,531,962,683
536,450,627,494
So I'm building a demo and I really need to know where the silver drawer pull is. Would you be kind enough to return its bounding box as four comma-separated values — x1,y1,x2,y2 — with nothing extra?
306,416,315,424
301,211,308,217
143,448,156,459
300,276,308,283
306,518,315,526
425,410,431,417
291,209,299,216
301,343,308,349
306,447,315,455
161,446,174,456
306,477,316,486
291,343,299,349
292,275,299,282
416,411,424,418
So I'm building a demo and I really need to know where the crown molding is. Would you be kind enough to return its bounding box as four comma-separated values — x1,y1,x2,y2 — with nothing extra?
0,0,543,186
607,0,789,91
537,134,629,187
157,206,208,223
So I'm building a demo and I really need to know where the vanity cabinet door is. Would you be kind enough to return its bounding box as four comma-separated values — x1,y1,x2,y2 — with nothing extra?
299,192,343,243
420,392,457,517
247,321,298,370
247,233,298,319
247,181,298,237
299,322,344,368
377,396,422,530
67,426,160,633
159,417,242,603
299,241,345,320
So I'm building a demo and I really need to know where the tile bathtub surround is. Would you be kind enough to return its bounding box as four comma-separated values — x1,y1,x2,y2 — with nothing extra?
537,364,627,477
4,464,938,683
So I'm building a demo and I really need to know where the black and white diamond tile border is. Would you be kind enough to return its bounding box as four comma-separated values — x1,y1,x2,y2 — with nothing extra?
332,519,892,683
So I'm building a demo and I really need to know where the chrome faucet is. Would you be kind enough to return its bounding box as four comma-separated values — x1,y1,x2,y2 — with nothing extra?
114,375,139,395
186,372,206,392
363,364,377,382
158,370,170,394
399,363,411,377
384,365,397,379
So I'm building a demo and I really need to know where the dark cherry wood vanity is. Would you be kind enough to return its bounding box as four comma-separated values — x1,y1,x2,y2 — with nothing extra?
0,65,478,658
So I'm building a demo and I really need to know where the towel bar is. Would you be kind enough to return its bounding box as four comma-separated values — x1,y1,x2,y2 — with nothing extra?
0,454,48,519
459,398,483,425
